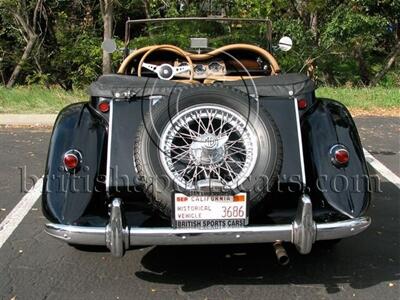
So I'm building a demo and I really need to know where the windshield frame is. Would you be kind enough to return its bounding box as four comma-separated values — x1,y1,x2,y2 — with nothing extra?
124,17,272,58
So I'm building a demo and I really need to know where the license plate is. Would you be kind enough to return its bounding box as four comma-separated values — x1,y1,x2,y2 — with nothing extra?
173,193,248,229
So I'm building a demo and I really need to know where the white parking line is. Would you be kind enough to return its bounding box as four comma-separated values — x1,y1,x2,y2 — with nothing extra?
363,149,400,189
0,178,43,249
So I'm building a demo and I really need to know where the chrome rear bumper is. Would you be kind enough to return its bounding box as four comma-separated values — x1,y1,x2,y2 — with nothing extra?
44,195,371,257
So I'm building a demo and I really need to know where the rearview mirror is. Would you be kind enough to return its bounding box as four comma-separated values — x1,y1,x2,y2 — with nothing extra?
102,38,117,54
278,36,293,52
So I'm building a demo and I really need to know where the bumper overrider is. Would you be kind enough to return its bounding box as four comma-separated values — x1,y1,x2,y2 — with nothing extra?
45,195,371,257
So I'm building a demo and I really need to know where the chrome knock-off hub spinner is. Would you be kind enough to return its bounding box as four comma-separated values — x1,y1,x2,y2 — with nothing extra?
190,134,228,165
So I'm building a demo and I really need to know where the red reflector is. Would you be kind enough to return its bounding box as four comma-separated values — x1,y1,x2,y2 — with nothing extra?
63,153,79,170
297,98,308,109
98,101,110,113
335,149,349,164
330,145,350,167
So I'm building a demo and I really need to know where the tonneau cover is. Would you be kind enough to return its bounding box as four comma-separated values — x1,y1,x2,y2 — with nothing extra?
89,73,315,98
223,73,315,97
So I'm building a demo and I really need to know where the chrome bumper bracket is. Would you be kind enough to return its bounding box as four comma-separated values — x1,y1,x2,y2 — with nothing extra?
105,198,129,257
292,195,316,254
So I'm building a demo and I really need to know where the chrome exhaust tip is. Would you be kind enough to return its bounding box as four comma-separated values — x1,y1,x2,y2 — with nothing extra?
273,241,290,266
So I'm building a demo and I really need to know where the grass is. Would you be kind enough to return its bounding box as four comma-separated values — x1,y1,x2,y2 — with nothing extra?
316,87,399,110
0,85,398,114
0,85,86,114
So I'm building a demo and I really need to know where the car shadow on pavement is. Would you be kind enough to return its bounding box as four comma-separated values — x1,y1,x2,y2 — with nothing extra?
135,181,400,293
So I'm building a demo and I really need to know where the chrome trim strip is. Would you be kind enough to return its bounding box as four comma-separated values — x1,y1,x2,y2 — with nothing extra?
105,100,114,192
45,217,371,249
294,98,306,185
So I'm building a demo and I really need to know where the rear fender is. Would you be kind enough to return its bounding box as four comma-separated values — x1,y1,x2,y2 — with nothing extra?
42,103,107,224
301,99,370,218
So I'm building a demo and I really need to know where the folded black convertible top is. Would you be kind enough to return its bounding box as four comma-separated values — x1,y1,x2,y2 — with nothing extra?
89,73,315,98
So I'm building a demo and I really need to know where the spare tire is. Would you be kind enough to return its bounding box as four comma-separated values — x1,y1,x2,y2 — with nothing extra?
134,85,282,217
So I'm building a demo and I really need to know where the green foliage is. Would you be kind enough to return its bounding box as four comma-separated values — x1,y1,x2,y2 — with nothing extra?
379,68,400,88
321,5,386,49
44,4,104,89
53,31,102,88
0,0,398,89
272,18,316,72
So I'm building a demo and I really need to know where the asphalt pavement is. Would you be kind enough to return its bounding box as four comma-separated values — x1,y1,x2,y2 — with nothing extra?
0,117,399,300
355,117,400,176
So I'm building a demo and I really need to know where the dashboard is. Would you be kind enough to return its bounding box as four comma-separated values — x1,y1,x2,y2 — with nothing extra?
118,44,281,82
173,60,226,79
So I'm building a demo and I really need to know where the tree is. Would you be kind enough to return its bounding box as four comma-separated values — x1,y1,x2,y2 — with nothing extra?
1,0,47,87
371,40,400,86
0,0,398,88
100,0,114,74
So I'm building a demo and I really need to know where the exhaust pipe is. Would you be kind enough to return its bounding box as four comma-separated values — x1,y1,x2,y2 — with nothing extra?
273,241,290,266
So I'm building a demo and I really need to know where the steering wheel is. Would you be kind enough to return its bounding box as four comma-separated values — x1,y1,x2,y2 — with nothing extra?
137,45,194,81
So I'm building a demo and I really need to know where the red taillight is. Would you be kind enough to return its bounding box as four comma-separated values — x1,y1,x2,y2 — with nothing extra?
330,145,349,167
98,101,110,113
297,98,308,109
335,149,349,164
63,151,81,171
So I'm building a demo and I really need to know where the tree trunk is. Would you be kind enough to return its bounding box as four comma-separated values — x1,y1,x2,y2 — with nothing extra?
290,0,307,25
101,0,113,74
310,12,318,41
142,0,150,19
370,41,400,86
6,34,37,88
353,44,370,85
